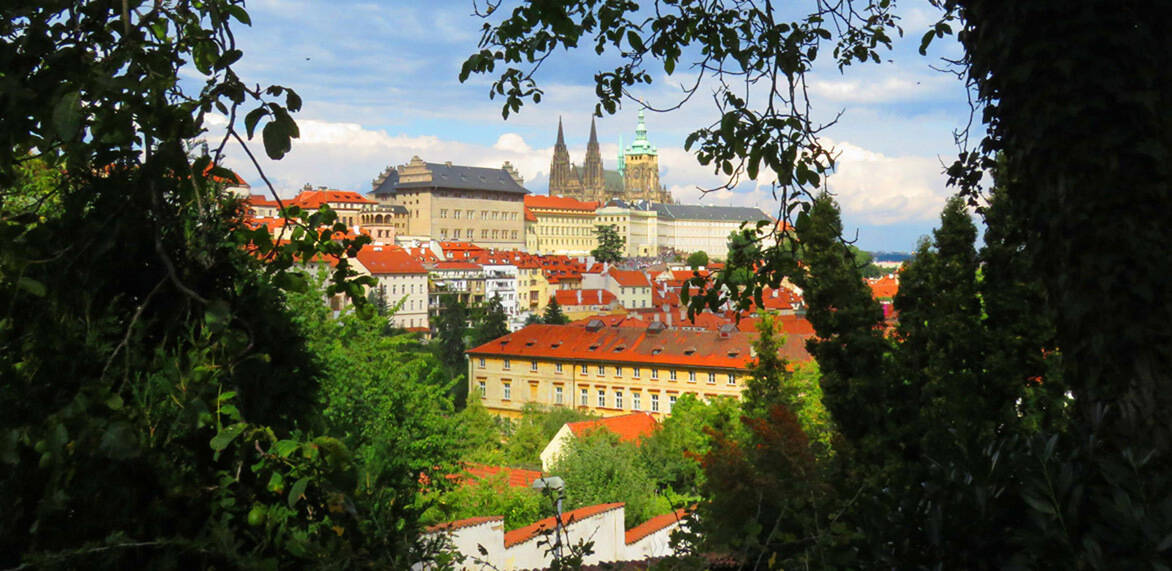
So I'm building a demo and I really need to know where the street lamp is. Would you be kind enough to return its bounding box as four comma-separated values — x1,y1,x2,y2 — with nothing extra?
531,476,566,561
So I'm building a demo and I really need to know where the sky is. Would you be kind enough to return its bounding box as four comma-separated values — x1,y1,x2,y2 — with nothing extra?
201,0,977,252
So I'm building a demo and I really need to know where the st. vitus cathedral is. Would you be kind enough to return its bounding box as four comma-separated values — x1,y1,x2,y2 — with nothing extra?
547,110,674,204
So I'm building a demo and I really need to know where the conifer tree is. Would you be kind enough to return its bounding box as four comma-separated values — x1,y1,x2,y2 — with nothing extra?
542,297,569,325
471,294,510,346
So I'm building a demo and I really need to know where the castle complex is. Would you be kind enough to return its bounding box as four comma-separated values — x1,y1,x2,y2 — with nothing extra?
548,110,673,204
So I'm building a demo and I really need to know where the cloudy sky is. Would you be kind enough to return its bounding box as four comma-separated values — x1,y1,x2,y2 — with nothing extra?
203,0,975,252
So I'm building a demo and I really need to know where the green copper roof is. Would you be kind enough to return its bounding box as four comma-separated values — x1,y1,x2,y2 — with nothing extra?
624,110,657,157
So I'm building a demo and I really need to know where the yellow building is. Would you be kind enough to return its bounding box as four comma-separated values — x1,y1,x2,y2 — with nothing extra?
523,194,600,256
466,321,750,419
595,201,659,257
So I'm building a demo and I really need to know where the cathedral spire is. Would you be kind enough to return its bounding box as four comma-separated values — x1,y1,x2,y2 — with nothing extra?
556,116,567,149
588,117,599,146
583,116,604,195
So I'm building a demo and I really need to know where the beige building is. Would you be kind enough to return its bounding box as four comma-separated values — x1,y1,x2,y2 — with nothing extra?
595,201,659,256
369,157,527,249
653,203,773,259
359,203,409,242
353,245,430,332
523,194,599,255
466,321,750,419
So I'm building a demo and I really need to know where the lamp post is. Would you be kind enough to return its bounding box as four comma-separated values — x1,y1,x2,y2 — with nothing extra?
531,476,566,561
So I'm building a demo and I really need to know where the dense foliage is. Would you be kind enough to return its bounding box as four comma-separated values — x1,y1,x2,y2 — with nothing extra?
591,224,626,264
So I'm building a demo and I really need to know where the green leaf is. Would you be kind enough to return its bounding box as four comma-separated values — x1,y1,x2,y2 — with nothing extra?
288,477,309,508
244,107,266,138
16,277,46,297
205,299,231,334
100,421,141,460
105,394,124,411
210,422,247,452
1022,492,1056,515
52,91,82,141
627,30,645,52
273,440,300,458
227,5,252,25
274,271,309,293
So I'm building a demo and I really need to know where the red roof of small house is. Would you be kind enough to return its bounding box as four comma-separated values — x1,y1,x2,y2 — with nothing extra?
289,189,374,209
566,412,658,443
867,274,900,299
433,261,482,271
245,193,280,207
467,323,759,370
504,503,624,548
355,245,427,274
609,269,651,287
524,194,600,212
625,507,692,545
439,241,486,259
452,463,545,489
554,289,617,307
426,516,503,534
523,206,537,222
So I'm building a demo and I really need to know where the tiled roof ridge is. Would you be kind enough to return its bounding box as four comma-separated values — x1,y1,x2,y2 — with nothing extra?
565,412,658,443
426,515,503,534
503,503,625,548
624,507,692,545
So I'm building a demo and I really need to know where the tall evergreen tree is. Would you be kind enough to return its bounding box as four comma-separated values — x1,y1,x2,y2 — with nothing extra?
471,294,510,347
542,297,569,325
433,294,469,405
591,224,625,264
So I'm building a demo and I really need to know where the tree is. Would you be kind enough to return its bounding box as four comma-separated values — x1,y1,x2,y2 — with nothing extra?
433,294,469,405
503,403,595,467
542,297,569,325
552,430,669,529
686,250,709,268
470,294,510,347
639,394,742,496
591,224,625,264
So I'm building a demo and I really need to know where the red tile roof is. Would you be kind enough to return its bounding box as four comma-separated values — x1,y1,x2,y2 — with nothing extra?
453,463,545,489
609,269,651,287
439,241,486,259
867,274,899,300
625,508,692,545
355,245,427,274
426,515,503,534
524,206,537,222
524,194,600,212
504,503,624,548
289,189,374,209
245,193,279,207
554,289,617,307
567,412,658,443
467,323,757,369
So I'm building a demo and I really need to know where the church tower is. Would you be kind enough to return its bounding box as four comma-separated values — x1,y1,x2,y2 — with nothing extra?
582,117,605,199
548,117,576,196
622,110,670,203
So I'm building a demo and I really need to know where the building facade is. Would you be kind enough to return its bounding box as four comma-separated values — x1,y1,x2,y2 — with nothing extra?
523,194,599,255
595,200,659,257
466,322,750,419
353,245,430,331
653,203,773,258
369,157,527,249
547,112,672,205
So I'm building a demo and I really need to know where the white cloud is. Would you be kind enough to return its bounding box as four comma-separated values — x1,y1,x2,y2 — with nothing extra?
823,140,950,224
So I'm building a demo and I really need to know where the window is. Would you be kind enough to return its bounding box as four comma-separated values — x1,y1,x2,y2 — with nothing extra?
580,388,588,406
478,358,485,368
556,363,563,373
708,372,716,384
440,209,448,218
481,229,488,239
555,386,564,404
633,367,640,378
581,364,588,374
651,394,659,412
669,370,677,381
728,374,736,385
669,395,677,412
597,365,605,375
503,358,511,370
615,390,623,409
530,360,538,372
503,383,511,400
597,389,606,408
512,230,518,239
453,210,461,219
633,392,642,411
688,371,696,383
651,369,659,379
478,380,486,397
615,366,622,377
466,210,473,219
452,229,460,239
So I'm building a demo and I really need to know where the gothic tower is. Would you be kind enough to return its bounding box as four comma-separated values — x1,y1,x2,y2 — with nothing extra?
623,109,670,203
548,117,575,196
582,117,604,199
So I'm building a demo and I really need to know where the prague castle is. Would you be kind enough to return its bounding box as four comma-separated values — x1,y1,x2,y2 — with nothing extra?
548,110,673,204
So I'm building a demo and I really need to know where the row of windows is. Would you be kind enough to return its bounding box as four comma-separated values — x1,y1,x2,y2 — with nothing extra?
439,209,519,221
481,358,737,385
479,380,682,414
439,228,520,241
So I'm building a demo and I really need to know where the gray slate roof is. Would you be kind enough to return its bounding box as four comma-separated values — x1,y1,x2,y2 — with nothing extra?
369,162,529,197
652,203,772,221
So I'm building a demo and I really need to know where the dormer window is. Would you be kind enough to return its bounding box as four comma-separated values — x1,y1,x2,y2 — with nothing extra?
651,348,662,355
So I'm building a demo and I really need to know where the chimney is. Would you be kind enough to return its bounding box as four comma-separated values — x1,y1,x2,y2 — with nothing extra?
577,290,583,305
666,313,673,327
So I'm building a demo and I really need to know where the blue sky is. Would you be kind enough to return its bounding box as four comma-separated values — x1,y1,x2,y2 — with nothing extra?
204,0,976,252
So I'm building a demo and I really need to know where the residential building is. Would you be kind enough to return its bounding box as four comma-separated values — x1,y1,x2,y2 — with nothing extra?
595,200,659,257
466,321,754,419
428,261,486,311
553,289,622,321
354,244,430,331
482,262,522,330
359,203,409,242
369,156,527,248
582,267,653,310
288,186,376,228
540,412,658,470
523,194,599,255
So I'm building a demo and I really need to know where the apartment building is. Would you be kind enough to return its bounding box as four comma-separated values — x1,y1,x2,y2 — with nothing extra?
466,321,751,418
353,244,429,331
523,194,600,255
